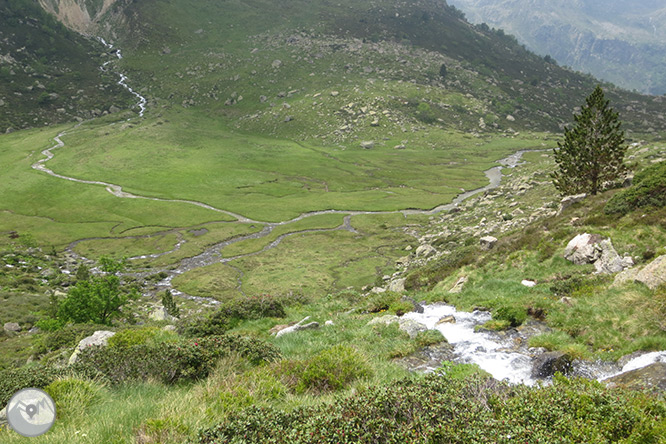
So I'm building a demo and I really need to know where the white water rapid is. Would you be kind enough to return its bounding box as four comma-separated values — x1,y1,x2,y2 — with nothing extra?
404,304,666,387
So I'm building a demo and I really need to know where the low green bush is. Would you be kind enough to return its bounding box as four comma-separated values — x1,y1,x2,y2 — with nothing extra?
108,327,160,349
605,161,666,215
197,372,666,444
0,366,66,405
279,345,372,395
217,294,286,320
73,335,280,385
179,310,230,338
45,377,105,419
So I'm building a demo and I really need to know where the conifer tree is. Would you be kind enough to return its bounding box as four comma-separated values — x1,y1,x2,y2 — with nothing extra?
552,86,628,195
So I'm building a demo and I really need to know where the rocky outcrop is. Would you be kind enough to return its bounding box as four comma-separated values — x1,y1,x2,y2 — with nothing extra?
449,276,467,293
635,255,666,290
531,351,573,378
479,236,498,250
68,330,115,364
564,234,631,274
604,363,666,391
415,244,437,258
149,306,176,322
38,0,118,33
612,255,666,289
388,278,406,293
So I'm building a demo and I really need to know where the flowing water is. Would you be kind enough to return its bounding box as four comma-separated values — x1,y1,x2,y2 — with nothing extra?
404,304,666,386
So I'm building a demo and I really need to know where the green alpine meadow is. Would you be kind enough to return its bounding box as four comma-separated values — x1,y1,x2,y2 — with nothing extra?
1,0,666,442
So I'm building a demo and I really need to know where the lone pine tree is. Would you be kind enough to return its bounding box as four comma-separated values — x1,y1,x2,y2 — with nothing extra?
552,86,628,195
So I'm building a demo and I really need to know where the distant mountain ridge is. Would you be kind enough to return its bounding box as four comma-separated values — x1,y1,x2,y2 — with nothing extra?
448,0,666,95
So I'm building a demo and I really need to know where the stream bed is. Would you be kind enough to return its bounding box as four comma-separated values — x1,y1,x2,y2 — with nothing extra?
404,304,666,386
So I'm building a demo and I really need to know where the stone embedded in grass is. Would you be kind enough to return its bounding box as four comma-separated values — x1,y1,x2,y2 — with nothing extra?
360,140,374,149
415,244,437,258
479,235,498,250
3,322,21,334
634,254,666,290
448,276,467,293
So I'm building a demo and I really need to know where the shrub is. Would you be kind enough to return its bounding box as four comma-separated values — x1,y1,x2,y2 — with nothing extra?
281,345,372,395
108,327,159,349
197,372,666,444
73,335,280,385
0,366,65,405
388,300,413,316
605,161,666,215
45,377,105,419
179,310,230,337
218,294,286,320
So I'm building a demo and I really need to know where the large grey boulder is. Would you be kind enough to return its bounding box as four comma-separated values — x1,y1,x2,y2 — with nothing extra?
479,236,498,250
388,278,406,293
531,351,573,378
415,244,437,258
594,239,625,274
635,255,666,290
68,330,116,364
564,233,604,265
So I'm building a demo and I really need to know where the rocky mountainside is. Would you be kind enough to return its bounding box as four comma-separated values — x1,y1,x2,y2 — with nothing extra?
0,0,132,133
2,0,660,137
448,0,666,95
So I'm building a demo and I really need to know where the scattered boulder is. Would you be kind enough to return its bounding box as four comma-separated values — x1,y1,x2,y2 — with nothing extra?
415,244,437,258
330,91,339,97
557,193,587,215
360,141,375,149
271,59,282,69
531,351,573,378
398,318,428,338
449,276,468,294
324,320,334,326
564,233,604,265
612,267,642,287
521,280,537,287
149,306,175,322
479,236,498,250
635,255,666,290
3,322,21,334
604,363,666,391
68,330,116,364
275,316,319,337
594,239,625,274
162,325,177,332
388,278,406,293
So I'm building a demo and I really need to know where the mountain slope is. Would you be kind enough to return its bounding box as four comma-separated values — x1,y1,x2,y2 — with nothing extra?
81,0,665,137
448,0,666,95
0,0,133,133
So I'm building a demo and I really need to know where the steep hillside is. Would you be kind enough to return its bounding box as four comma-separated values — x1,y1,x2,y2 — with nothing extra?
86,0,666,136
449,0,666,95
0,0,132,133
